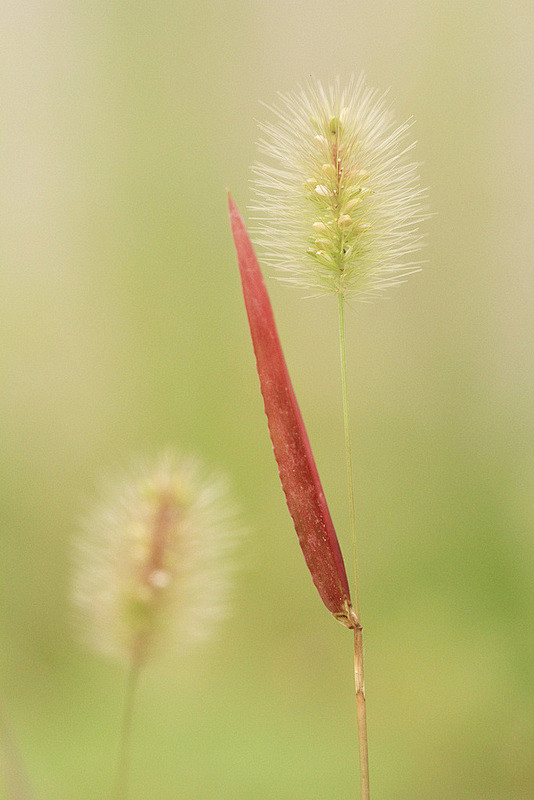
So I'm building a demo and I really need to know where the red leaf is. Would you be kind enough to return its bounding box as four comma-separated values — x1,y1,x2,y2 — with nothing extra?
228,194,355,626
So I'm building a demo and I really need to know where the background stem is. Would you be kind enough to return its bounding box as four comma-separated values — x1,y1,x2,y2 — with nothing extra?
338,293,370,799
112,656,141,800
0,704,37,800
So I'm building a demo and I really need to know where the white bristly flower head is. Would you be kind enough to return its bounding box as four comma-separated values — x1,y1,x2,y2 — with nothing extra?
251,76,427,299
73,453,241,664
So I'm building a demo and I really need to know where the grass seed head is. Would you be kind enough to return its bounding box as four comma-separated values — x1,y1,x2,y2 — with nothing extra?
73,453,241,664
251,76,427,299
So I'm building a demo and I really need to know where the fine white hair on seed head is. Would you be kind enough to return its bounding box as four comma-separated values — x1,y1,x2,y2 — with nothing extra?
250,76,427,300
73,452,242,664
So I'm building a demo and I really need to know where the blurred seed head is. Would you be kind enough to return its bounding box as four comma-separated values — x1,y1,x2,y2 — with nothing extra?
251,76,427,299
73,453,241,664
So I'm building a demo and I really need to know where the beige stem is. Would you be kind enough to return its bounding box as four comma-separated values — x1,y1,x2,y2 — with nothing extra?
354,625,370,800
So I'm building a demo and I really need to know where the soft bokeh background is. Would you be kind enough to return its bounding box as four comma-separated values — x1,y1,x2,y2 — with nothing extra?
1,1,533,798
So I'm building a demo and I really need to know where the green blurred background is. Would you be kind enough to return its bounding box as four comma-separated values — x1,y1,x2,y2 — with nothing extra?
1,1,533,798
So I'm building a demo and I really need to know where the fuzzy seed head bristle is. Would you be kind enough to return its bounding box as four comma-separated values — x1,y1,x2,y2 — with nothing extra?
251,76,427,299
73,453,241,663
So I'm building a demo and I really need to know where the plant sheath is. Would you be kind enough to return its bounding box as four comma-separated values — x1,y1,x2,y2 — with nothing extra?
229,193,354,625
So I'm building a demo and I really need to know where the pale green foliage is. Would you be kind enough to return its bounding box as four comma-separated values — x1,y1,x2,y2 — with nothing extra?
252,76,426,299
73,453,240,663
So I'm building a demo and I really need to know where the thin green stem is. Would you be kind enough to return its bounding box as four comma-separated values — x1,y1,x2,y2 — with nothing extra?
338,293,370,800
337,293,360,618
112,656,141,800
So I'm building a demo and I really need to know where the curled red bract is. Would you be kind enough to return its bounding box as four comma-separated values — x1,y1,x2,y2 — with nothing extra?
229,194,355,627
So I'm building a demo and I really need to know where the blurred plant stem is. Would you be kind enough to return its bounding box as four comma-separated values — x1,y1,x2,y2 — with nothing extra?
0,704,37,800
338,294,370,800
112,656,141,800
